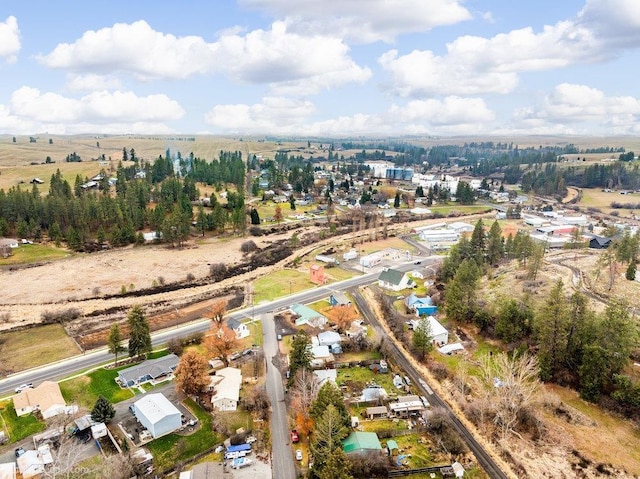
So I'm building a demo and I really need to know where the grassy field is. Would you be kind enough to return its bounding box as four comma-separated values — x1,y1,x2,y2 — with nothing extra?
147,398,220,472
254,268,313,302
0,324,81,373
0,400,45,442
429,205,492,216
543,384,640,475
337,366,398,395
577,188,640,217
0,243,71,265
0,134,298,193
60,366,135,408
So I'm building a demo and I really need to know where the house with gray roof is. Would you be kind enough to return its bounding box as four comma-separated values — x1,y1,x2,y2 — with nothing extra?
118,354,179,388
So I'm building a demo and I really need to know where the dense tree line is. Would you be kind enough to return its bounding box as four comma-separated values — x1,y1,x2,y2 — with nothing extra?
441,218,640,408
0,150,251,251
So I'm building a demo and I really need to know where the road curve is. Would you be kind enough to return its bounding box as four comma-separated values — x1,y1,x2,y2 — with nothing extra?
351,289,510,479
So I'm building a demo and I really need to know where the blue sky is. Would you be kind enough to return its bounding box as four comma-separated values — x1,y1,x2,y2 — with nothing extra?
1,0,639,137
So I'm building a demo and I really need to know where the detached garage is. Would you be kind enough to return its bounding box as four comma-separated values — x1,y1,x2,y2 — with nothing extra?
132,393,182,438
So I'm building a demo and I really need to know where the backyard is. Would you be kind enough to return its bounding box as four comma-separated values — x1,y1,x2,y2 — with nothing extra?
146,398,221,472
0,400,45,442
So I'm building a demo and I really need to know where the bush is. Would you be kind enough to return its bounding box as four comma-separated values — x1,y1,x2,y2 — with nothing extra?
41,308,81,324
0,312,10,323
430,362,450,381
186,272,195,282
249,226,263,237
240,240,259,253
209,263,228,281
347,451,391,478
229,432,247,445
182,332,204,346
167,338,184,356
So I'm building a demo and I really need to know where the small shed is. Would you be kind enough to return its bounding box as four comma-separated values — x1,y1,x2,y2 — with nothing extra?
365,405,388,419
386,439,399,456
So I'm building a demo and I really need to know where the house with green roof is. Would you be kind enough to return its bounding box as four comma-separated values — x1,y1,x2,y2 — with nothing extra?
290,304,328,328
377,267,415,292
342,431,382,454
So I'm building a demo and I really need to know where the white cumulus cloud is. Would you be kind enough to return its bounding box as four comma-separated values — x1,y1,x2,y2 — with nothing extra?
0,16,21,63
38,20,370,95
65,74,124,92
240,0,472,43
377,0,640,98
513,83,640,134
205,96,315,134
204,95,495,136
6,87,184,134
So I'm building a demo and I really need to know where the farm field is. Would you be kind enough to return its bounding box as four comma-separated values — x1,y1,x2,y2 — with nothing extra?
0,323,81,375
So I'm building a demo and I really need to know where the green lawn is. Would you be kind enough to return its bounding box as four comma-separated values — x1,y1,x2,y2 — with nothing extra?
147,398,220,472
0,243,70,265
337,367,398,396
254,269,312,302
60,365,136,409
0,400,45,443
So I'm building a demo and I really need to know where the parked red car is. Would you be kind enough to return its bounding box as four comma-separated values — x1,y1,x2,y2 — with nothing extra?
291,430,299,443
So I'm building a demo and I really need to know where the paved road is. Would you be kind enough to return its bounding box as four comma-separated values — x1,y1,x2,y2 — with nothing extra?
261,313,296,479
351,289,509,479
0,257,440,398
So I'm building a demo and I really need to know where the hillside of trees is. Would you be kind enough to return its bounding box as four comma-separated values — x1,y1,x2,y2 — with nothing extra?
439,219,640,417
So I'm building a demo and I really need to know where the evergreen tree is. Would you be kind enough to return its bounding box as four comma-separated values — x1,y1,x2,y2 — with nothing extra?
626,260,637,281
486,220,504,266
289,333,312,385
107,324,125,366
310,405,351,479
310,382,350,428
394,191,400,208
470,219,486,265
91,396,116,424
127,305,152,359
535,280,570,380
495,297,533,343
444,258,481,322
412,316,433,360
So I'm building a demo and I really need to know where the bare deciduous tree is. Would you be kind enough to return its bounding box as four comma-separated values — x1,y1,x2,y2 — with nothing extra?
478,352,540,440
290,368,321,435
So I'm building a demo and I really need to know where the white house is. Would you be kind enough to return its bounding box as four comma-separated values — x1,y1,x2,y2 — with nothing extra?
0,463,16,479
313,369,337,385
16,451,44,479
209,367,242,411
310,345,334,368
409,316,449,346
132,393,182,439
226,318,250,340
13,381,67,419
317,331,342,347
377,268,415,291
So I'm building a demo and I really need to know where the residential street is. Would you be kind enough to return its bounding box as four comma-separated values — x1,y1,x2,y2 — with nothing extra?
262,312,296,479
